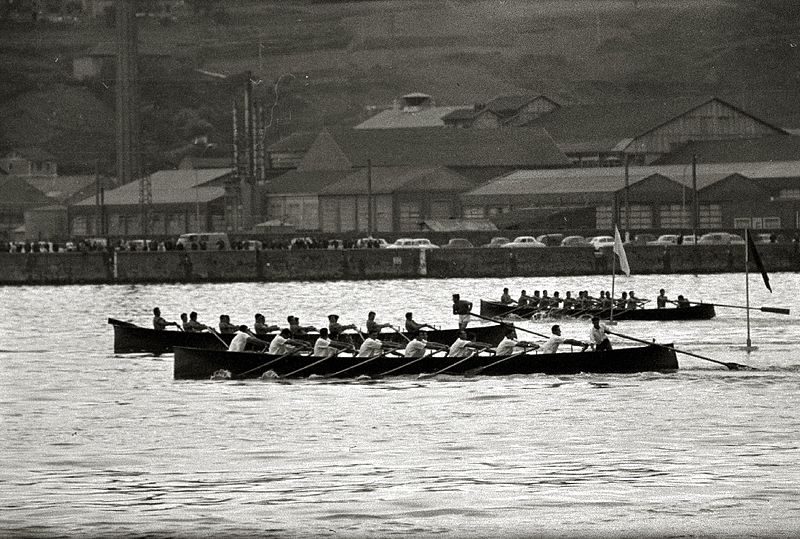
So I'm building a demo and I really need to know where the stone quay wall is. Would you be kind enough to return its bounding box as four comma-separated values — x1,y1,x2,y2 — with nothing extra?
0,245,798,285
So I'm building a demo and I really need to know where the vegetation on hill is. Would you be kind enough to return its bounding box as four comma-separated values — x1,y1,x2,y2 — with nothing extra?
1,0,798,174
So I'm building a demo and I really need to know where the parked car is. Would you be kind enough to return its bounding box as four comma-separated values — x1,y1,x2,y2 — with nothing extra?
632,233,657,245
355,237,388,248
754,233,776,244
441,238,474,248
242,240,263,251
481,236,511,248
500,236,546,248
697,232,736,245
560,235,590,247
647,234,680,246
681,234,696,245
536,233,565,246
729,234,745,245
386,238,439,249
588,235,615,249
177,232,231,251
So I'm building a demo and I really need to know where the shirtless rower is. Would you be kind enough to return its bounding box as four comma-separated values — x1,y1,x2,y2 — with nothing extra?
500,288,515,305
184,311,208,332
152,307,179,331
218,314,238,334
656,289,669,309
328,314,357,340
366,311,392,334
254,313,279,335
405,312,435,333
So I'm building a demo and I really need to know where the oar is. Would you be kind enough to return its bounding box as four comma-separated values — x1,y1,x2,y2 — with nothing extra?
465,346,536,376
323,347,402,379
391,325,412,343
235,345,311,378
606,330,756,371
376,349,448,377
206,328,229,348
418,350,479,379
279,347,353,378
680,300,790,315
469,311,549,340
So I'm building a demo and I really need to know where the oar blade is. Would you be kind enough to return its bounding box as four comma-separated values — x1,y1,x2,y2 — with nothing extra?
760,306,790,315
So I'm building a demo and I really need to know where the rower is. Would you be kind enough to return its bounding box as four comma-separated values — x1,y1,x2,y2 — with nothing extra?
180,313,188,329
529,290,541,308
328,314,357,339
268,328,306,355
562,291,575,310
589,316,612,351
600,291,613,309
254,313,279,335
656,289,668,309
366,311,392,334
448,330,493,358
500,287,514,305
540,324,588,354
288,316,316,336
228,325,270,352
452,294,473,330
626,291,639,310
357,330,384,358
313,328,352,358
676,295,691,308
494,327,537,355
517,290,529,306
405,312,434,333
218,314,238,334
184,311,208,332
403,330,449,358
616,291,629,310
540,290,550,309
152,307,179,331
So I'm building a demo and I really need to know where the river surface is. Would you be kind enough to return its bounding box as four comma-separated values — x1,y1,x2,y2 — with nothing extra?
2,273,800,538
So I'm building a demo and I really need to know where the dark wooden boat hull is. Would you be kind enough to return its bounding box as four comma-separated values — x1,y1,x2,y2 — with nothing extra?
479,300,716,321
173,344,679,379
109,318,508,354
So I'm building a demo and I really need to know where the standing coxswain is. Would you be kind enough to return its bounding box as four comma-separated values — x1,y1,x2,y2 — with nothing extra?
452,294,473,330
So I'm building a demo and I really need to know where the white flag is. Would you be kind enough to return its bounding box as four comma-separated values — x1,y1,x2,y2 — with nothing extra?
614,226,630,276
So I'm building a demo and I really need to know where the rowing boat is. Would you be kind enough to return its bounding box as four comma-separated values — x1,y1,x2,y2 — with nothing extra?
173,343,678,379
109,317,508,354
479,299,716,321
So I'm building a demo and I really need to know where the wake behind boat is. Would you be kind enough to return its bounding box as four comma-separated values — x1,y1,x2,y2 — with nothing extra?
173,343,679,380
109,317,508,355
479,299,716,321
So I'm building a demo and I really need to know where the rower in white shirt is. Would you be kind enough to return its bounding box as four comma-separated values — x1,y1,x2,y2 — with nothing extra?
357,330,384,358
448,330,493,358
268,328,306,355
494,327,538,355
540,324,588,354
403,331,449,358
228,325,270,352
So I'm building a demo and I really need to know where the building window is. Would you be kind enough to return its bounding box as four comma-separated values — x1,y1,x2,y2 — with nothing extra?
595,205,613,229
698,204,721,229
779,189,800,199
398,202,421,231
737,216,781,229
463,206,485,219
72,216,87,235
660,205,691,228
618,205,653,229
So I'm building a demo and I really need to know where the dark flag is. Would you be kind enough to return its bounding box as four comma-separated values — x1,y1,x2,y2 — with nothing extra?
747,230,772,292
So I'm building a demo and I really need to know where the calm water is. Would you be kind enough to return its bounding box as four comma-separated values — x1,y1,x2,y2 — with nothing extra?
2,273,800,538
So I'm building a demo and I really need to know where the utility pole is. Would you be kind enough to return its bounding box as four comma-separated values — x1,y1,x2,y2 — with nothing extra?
692,154,699,242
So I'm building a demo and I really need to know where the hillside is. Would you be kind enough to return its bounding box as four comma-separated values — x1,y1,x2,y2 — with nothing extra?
1,0,799,173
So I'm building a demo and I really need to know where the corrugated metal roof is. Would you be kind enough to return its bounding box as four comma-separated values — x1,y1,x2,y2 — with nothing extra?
73,169,233,206
354,106,465,129
320,166,472,195
654,135,800,165
26,175,98,202
265,169,350,195
266,130,320,152
0,176,53,207
315,127,570,168
522,96,785,151
465,160,800,197
484,94,540,116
